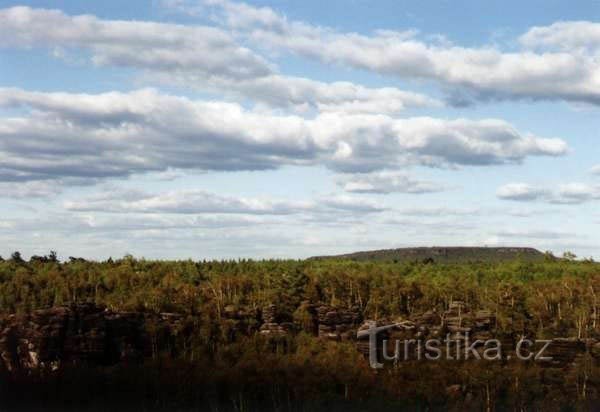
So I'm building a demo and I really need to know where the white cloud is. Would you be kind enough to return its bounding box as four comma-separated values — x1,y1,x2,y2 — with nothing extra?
63,187,387,217
382,216,474,231
200,0,600,105
64,188,312,215
0,181,63,198
555,183,600,204
495,228,577,239
497,182,600,204
496,183,551,201
0,88,566,187
0,6,439,115
591,164,600,175
337,171,446,194
149,73,442,115
0,6,271,80
520,21,600,53
318,195,386,213
396,206,479,216
0,212,265,233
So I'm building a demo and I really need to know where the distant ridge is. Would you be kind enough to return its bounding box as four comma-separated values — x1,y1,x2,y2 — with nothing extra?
310,246,545,263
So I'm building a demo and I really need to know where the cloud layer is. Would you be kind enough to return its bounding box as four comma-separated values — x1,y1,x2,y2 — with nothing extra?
200,0,600,105
0,5,271,79
337,171,446,194
497,182,600,204
0,6,439,115
63,187,386,216
0,87,566,189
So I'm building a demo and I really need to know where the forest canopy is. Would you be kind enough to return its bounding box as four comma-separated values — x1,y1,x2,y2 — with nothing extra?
1,252,600,411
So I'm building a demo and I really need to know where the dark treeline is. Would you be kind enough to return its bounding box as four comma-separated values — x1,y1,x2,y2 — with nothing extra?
1,253,600,410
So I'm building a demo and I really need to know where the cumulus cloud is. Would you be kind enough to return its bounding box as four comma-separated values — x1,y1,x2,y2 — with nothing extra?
0,5,271,80
497,182,600,204
337,171,446,194
199,0,600,105
198,75,441,114
0,88,566,185
496,183,551,201
318,195,386,213
318,114,566,172
0,6,439,115
555,183,600,204
520,21,600,53
591,164,600,175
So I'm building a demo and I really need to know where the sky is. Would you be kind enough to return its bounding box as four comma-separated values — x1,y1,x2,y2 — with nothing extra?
0,0,599,260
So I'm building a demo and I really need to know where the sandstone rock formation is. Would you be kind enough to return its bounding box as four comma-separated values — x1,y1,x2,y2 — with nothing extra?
316,305,362,341
0,303,181,372
258,303,362,341
356,300,600,370
2,299,599,375
259,304,294,337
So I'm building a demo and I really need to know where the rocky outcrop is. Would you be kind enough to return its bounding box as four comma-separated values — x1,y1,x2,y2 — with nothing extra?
4,299,598,374
356,300,600,370
0,303,182,372
259,304,294,337
258,303,362,341
0,301,363,371
316,305,362,341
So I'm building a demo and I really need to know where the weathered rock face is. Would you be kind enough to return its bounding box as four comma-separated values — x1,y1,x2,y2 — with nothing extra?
0,303,181,372
4,299,598,374
0,300,364,371
259,304,294,337
257,303,362,340
356,300,600,370
316,305,362,341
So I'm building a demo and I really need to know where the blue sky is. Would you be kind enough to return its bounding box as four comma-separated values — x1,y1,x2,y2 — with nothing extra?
0,0,599,260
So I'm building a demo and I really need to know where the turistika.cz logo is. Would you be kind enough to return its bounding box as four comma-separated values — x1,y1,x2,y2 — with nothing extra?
357,322,552,369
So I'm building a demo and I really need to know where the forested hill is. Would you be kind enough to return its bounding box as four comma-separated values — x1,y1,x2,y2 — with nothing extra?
311,246,546,263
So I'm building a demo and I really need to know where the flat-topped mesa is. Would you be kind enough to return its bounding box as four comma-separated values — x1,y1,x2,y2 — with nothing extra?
311,247,545,263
